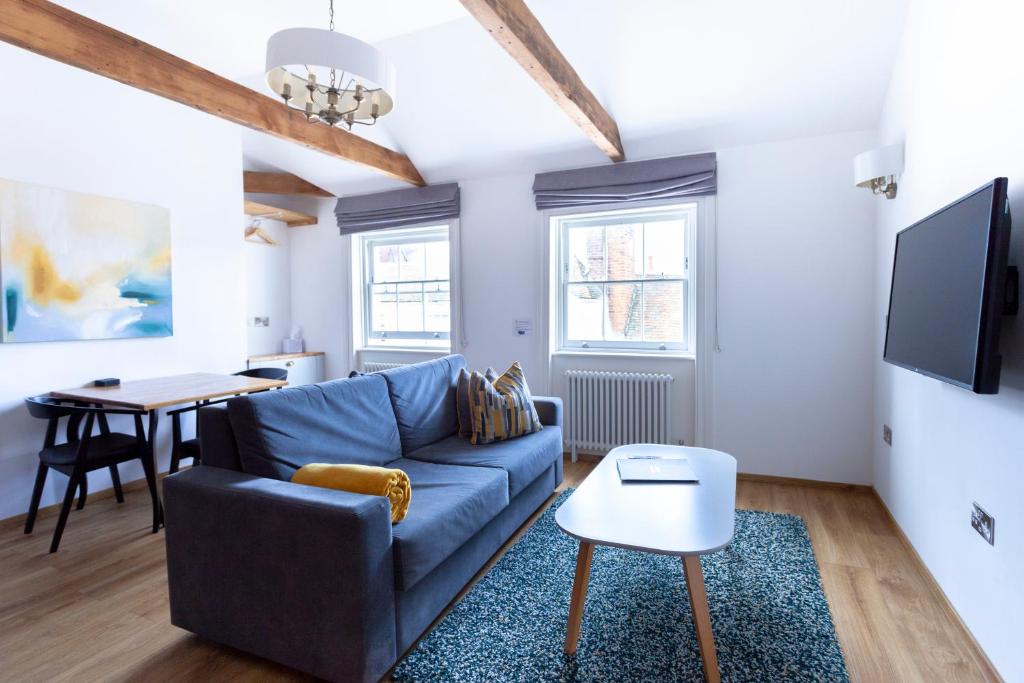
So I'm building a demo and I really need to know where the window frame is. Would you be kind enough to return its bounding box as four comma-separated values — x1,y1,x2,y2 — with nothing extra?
552,202,698,354
358,223,454,350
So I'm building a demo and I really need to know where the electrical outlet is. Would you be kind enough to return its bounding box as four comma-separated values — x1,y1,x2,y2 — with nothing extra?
972,503,995,545
253,316,270,327
882,424,892,446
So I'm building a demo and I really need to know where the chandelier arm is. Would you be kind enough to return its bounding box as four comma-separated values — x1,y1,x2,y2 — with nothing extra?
320,101,363,118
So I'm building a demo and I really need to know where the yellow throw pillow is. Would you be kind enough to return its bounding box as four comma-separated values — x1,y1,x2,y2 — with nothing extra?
468,362,543,445
291,463,411,523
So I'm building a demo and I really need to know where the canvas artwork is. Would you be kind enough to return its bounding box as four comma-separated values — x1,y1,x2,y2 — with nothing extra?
0,178,172,343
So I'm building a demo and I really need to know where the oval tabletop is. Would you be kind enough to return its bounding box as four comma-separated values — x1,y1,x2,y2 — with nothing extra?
556,444,737,556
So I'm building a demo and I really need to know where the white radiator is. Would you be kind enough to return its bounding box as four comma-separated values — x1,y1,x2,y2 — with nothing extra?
363,361,407,373
564,370,674,461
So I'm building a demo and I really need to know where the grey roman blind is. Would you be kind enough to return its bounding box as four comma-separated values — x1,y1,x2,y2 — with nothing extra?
335,183,460,235
532,152,716,210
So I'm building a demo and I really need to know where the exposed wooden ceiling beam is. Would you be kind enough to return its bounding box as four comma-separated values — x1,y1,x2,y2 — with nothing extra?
0,0,426,186
459,0,625,162
243,171,333,197
244,200,317,228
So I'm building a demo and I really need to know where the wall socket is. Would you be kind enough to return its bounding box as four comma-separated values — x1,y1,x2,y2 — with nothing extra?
971,502,995,545
882,424,892,446
253,316,270,327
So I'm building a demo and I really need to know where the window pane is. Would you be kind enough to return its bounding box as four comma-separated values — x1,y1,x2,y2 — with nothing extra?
566,226,605,281
397,282,424,331
642,281,684,342
644,220,686,278
424,281,450,332
566,284,604,341
398,243,425,281
424,241,449,281
605,224,642,281
370,283,398,334
605,282,642,341
372,244,399,282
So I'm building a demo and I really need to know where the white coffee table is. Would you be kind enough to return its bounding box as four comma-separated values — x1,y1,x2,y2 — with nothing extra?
555,444,737,683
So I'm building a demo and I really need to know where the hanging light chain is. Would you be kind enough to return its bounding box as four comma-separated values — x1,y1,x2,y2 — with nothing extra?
328,0,337,89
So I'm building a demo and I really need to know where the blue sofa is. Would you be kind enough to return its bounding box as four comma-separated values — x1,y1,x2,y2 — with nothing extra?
163,355,563,682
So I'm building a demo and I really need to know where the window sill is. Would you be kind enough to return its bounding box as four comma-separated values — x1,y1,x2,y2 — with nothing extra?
358,347,451,355
553,349,695,361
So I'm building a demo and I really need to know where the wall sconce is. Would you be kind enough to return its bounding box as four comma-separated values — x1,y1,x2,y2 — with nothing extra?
854,143,904,199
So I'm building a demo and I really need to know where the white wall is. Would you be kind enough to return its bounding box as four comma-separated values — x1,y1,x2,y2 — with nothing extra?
244,214,291,356
294,130,877,482
0,45,246,520
872,1,1024,679
712,131,878,484
289,200,352,380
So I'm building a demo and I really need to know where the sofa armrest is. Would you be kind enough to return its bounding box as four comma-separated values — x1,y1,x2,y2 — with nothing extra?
533,395,563,427
163,467,396,683
197,404,242,470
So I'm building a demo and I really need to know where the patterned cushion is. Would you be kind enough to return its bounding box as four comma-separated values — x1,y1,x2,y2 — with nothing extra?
456,366,498,438
468,362,543,445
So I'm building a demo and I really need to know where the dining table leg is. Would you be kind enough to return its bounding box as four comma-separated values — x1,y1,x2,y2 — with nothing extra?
564,540,594,654
143,409,163,531
682,554,720,683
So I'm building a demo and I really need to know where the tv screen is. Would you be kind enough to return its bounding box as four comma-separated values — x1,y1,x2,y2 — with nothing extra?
883,178,1011,393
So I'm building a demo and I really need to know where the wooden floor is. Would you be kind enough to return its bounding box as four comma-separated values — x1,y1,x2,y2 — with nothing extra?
0,458,1000,682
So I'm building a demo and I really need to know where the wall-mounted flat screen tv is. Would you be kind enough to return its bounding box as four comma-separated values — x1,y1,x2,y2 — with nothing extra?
884,178,1012,394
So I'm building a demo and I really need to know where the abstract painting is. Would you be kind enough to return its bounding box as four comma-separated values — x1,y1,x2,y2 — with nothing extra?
0,178,172,342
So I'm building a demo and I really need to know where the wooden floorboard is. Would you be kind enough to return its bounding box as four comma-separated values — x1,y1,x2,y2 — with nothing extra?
0,458,1001,682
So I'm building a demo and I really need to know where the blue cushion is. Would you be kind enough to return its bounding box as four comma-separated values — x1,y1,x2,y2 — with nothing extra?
228,374,402,480
387,458,508,590
379,355,467,453
406,427,562,498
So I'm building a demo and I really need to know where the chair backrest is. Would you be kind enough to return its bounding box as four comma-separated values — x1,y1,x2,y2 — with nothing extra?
24,395,76,420
25,396,98,449
25,395,145,447
235,367,288,381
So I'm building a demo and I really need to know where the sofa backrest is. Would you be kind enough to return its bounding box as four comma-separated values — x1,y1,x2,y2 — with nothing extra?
379,354,466,453
227,373,402,480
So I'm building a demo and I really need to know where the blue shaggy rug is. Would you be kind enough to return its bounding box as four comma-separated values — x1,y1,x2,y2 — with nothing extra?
393,490,848,682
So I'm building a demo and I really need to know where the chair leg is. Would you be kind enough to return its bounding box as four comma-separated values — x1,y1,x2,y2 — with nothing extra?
109,465,124,503
24,463,48,535
168,447,181,475
76,474,88,510
50,474,80,553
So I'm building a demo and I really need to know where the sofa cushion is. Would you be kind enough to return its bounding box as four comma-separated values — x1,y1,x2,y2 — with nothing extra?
388,458,508,590
379,355,467,453
406,426,562,498
228,374,402,480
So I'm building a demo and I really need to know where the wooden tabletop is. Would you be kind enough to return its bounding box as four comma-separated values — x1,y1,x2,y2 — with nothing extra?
555,444,737,556
51,372,288,411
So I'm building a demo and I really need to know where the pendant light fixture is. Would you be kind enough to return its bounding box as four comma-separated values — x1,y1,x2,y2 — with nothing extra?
265,0,395,129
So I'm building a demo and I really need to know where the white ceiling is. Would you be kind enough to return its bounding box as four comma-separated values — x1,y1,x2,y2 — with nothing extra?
56,0,907,194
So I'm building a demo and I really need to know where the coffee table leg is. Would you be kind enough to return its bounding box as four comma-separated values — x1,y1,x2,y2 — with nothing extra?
564,541,594,654
682,555,720,683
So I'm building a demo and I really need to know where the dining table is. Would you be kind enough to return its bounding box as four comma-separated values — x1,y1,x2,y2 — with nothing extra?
50,372,288,530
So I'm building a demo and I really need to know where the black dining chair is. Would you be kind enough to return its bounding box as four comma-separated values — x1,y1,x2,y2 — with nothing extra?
23,396,160,553
167,367,288,474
